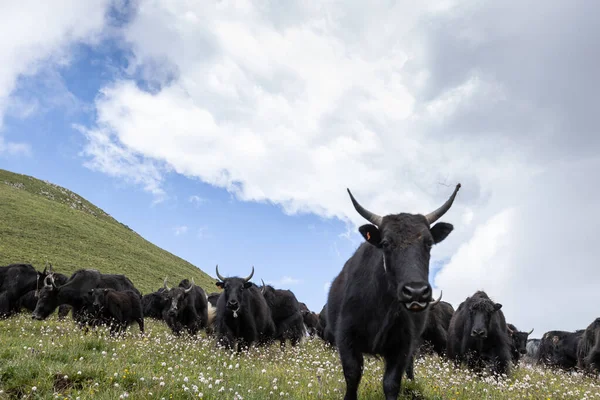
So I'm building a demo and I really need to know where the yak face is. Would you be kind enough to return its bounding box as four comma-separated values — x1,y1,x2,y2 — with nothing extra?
90,288,111,311
469,298,502,339
31,274,60,320
163,278,194,317
347,184,460,312
508,324,534,355
215,265,254,318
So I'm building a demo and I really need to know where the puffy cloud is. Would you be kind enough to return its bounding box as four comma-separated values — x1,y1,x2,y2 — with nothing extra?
81,0,600,334
0,0,114,150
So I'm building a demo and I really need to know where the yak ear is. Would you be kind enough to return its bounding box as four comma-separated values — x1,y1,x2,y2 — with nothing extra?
215,281,224,289
243,282,253,289
493,303,503,312
358,224,382,247
430,222,454,244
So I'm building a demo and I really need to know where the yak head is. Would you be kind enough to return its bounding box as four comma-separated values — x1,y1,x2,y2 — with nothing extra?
163,277,195,317
32,272,60,320
468,293,503,339
90,288,113,311
507,324,534,354
346,184,460,312
215,265,254,318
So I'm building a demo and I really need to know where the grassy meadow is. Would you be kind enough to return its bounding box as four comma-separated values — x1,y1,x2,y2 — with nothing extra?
1,314,599,399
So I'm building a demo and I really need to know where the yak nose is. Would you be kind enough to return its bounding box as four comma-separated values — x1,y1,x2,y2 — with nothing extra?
471,328,487,337
399,283,432,303
228,300,239,308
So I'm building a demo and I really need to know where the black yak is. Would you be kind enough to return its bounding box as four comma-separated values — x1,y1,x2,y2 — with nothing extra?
214,265,275,352
162,277,207,336
32,269,141,327
577,318,600,374
260,279,306,347
326,184,460,400
419,300,455,357
506,323,534,364
537,329,584,371
447,290,512,376
90,288,144,335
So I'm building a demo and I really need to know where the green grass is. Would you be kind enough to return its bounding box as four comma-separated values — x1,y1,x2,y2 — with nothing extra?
0,315,599,399
0,168,215,294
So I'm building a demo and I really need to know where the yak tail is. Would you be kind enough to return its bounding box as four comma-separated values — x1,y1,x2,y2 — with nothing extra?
207,302,217,327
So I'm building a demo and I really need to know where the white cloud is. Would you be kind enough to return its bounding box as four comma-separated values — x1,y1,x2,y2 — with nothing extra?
0,136,31,156
173,225,188,236
188,195,207,207
79,0,600,335
0,0,114,149
266,276,302,288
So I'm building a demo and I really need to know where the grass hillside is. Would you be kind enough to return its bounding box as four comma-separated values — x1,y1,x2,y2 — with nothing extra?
0,168,215,294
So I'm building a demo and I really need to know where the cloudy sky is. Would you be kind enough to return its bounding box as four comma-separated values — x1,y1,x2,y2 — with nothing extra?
1,0,598,337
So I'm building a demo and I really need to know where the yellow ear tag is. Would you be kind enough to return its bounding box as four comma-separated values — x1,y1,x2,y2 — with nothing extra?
367,232,371,241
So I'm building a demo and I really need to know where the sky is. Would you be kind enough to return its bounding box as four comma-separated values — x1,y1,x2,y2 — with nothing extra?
0,0,598,338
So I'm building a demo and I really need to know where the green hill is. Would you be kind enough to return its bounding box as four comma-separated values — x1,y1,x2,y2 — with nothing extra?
0,168,215,294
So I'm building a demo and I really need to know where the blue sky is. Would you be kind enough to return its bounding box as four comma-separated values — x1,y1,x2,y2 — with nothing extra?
1,0,599,336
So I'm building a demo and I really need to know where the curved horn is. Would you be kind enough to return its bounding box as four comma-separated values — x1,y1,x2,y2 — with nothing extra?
424,183,461,224
243,266,255,282
215,264,226,281
527,328,534,335
43,275,52,287
49,274,57,289
507,325,514,335
163,277,170,291
428,290,443,306
48,263,53,273
346,189,382,226
184,278,195,293
42,265,47,275
260,279,266,294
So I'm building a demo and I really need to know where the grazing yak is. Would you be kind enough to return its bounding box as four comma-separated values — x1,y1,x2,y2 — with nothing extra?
447,290,512,377
317,303,332,344
32,269,141,327
577,318,600,374
141,288,168,321
326,184,460,400
90,288,144,335
214,265,275,352
524,338,541,363
0,263,44,317
419,300,455,357
507,323,534,364
260,279,306,347
162,278,207,336
537,330,584,371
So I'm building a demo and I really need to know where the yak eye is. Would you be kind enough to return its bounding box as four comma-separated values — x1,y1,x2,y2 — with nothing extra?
381,240,390,249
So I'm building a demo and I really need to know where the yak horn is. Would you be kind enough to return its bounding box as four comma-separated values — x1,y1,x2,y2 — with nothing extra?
347,189,383,226
424,184,461,224
163,277,170,291
215,264,226,281
184,277,195,293
428,290,443,306
243,266,255,282
261,279,266,294
527,328,534,335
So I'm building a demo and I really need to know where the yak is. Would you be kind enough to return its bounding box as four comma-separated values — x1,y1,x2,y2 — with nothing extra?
32,269,141,327
524,338,541,364
260,279,306,347
418,300,455,357
90,288,144,335
0,263,43,317
141,289,168,320
162,277,207,336
214,265,276,352
507,323,534,364
326,184,460,400
447,290,512,377
317,303,331,344
303,310,320,337
577,318,600,375
537,329,584,371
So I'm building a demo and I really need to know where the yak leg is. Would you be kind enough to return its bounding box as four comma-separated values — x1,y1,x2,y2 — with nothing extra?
382,352,410,400
405,355,415,380
338,340,364,400
137,317,145,334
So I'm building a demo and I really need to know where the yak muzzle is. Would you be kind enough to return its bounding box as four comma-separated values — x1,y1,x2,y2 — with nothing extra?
471,328,487,338
399,282,439,312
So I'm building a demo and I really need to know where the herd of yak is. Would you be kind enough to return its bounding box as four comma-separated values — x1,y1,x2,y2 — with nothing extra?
1,183,599,400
